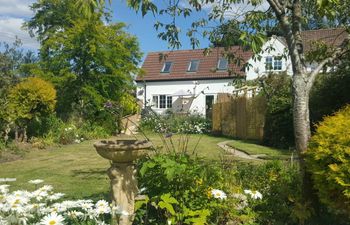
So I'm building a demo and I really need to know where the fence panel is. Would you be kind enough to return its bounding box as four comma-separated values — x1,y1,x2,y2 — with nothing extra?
212,93,266,141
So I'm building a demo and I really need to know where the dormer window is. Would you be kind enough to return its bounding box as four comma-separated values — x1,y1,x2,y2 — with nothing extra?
161,62,172,73
217,58,228,70
187,60,200,72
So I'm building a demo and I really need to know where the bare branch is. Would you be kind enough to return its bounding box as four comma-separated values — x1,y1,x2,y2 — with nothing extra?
266,0,283,16
306,34,350,91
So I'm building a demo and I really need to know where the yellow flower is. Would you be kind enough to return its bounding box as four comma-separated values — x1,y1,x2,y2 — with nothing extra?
195,178,203,186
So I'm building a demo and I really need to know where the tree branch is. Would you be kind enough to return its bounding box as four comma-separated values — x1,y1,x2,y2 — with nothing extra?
306,34,350,91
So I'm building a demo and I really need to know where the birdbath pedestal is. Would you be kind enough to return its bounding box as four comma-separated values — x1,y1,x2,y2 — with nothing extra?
94,139,152,225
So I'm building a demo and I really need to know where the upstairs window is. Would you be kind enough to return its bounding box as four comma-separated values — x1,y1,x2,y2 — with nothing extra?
217,58,228,70
161,62,172,73
265,56,282,71
187,60,200,72
265,56,273,70
273,56,282,70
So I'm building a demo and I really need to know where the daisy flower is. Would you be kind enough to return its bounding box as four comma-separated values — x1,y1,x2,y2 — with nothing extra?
211,189,227,200
0,185,10,194
40,212,65,225
244,189,263,199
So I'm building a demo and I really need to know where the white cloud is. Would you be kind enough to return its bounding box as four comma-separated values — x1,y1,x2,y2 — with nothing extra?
0,18,39,49
0,0,38,49
0,0,35,18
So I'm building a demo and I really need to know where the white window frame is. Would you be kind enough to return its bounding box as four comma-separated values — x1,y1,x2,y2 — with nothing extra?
161,62,173,73
152,95,172,109
266,56,283,71
217,57,228,70
187,60,200,72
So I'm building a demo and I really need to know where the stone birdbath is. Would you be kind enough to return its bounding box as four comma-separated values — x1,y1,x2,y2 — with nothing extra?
94,138,152,225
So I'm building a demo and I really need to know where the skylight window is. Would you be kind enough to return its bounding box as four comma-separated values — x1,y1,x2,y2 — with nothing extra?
187,60,200,72
217,58,228,70
161,62,172,73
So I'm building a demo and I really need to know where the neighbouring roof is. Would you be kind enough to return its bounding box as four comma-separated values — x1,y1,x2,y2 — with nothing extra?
301,28,348,53
136,28,348,82
136,47,253,82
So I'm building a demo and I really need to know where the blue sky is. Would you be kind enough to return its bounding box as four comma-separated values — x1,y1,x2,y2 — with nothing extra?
110,0,211,56
0,0,267,62
0,0,211,63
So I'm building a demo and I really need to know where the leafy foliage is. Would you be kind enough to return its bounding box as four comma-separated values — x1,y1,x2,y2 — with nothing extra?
235,161,303,225
310,58,350,127
0,40,37,138
8,77,56,125
140,111,210,134
25,0,142,133
260,73,294,149
306,105,350,218
135,153,257,224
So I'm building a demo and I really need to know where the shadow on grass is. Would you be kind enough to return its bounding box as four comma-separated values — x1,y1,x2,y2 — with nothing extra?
71,168,107,178
84,191,111,201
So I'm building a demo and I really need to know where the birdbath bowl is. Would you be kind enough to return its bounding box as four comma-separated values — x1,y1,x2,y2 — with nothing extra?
94,138,153,225
95,139,152,162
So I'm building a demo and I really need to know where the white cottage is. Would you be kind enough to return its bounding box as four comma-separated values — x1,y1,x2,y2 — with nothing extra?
136,28,347,117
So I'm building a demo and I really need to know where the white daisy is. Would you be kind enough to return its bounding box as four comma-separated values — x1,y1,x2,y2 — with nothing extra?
48,193,65,201
244,189,263,200
67,210,84,218
211,189,227,200
0,185,10,194
95,200,109,208
40,212,65,225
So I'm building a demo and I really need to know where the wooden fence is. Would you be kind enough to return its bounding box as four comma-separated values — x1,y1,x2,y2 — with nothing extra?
212,93,267,141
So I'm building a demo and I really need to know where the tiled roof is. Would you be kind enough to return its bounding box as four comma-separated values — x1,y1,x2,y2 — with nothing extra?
301,28,347,53
136,28,348,82
136,47,253,82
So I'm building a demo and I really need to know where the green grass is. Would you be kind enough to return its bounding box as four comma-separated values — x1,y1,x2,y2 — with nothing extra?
141,132,230,159
0,133,232,199
226,139,293,160
0,140,110,200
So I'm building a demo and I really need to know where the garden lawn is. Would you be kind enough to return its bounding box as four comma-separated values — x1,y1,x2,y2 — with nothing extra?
226,139,294,160
0,134,231,199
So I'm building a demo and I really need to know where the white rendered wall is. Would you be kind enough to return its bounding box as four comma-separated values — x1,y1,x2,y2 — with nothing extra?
246,37,293,80
136,79,236,116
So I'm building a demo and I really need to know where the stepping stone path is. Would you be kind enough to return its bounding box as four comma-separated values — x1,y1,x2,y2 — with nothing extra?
217,141,264,161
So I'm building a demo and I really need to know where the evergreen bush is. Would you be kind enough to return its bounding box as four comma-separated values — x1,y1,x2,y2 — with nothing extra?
306,105,350,218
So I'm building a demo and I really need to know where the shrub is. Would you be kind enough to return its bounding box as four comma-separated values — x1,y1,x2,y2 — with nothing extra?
234,161,302,225
310,71,350,129
140,111,210,134
306,105,350,218
135,153,258,224
261,73,294,149
8,77,56,122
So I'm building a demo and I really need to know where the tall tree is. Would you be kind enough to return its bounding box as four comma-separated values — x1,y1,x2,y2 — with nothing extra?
0,39,37,142
25,0,142,131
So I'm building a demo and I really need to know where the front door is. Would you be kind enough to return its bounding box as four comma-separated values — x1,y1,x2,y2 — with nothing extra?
205,95,214,119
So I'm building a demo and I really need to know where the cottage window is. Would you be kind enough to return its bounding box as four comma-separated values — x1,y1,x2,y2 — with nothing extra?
265,56,273,70
266,56,282,71
217,58,228,70
152,96,159,108
152,95,172,109
188,60,200,72
273,56,282,70
159,95,166,108
161,62,172,73
167,96,172,108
